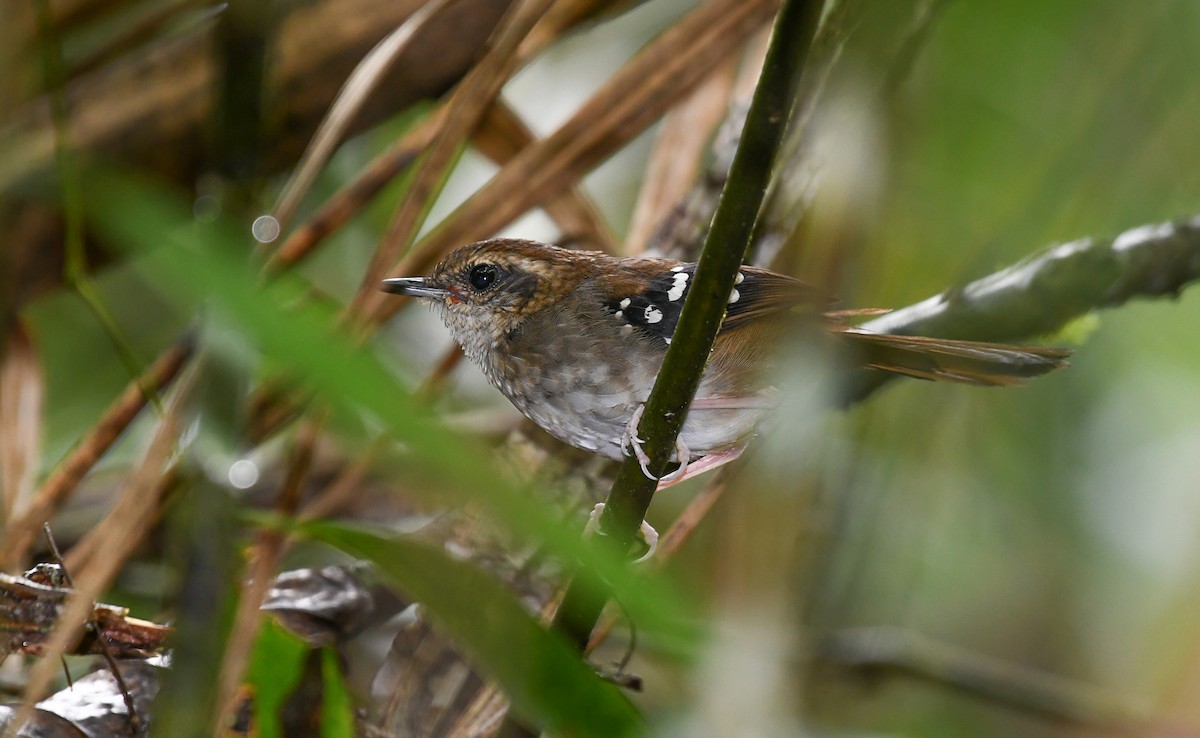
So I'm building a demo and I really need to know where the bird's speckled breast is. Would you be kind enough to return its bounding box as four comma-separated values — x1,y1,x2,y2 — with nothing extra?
478,298,763,461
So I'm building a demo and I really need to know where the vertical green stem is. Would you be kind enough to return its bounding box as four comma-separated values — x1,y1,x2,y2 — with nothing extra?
498,0,825,735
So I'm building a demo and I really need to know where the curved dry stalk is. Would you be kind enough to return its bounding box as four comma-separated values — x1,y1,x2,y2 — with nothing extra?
215,413,324,729
267,107,444,270
474,101,618,252
0,325,42,520
270,0,457,234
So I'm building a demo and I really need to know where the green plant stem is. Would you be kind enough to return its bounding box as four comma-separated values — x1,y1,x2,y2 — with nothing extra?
498,0,825,735
566,0,822,642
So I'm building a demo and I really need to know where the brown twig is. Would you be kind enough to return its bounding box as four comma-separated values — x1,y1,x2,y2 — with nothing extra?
215,413,324,728
267,108,444,269
625,56,738,256
0,324,42,521
473,101,618,252
297,439,380,521
270,0,457,234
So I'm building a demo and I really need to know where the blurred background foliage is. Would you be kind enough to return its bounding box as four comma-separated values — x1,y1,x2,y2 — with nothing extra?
3,0,1200,736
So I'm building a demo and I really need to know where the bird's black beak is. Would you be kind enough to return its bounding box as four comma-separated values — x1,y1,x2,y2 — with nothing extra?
381,277,452,300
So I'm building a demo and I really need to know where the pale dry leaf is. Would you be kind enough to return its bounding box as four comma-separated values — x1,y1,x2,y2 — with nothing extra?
271,0,458,233
625,56,739,256
0,324,42,520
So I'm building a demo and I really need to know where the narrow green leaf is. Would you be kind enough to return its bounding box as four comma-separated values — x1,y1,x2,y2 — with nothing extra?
248,620,310,738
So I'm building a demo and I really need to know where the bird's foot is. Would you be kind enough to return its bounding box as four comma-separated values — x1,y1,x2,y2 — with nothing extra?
587,503,659,563
622,404,691,484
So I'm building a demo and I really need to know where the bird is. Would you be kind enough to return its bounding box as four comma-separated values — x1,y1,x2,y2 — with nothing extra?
381,238,1071,487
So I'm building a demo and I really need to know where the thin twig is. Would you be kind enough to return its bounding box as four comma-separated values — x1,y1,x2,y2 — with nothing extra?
7,356,193,736
267,108,444,269
626,57,739,256
270,0,456,234
215,413,324,729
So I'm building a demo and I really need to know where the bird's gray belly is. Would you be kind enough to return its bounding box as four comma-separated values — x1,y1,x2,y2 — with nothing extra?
492,355,641,460
486,353,762,461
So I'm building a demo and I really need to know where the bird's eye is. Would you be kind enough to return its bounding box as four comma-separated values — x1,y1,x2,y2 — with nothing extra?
468,263,499,291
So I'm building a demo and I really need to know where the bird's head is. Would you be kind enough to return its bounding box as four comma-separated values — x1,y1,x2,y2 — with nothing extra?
382,238,593,359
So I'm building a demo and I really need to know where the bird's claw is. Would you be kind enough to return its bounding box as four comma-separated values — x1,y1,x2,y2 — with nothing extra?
587,503,659,563
622,404,690,484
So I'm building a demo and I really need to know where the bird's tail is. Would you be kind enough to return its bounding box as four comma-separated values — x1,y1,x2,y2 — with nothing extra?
837,329,1071,386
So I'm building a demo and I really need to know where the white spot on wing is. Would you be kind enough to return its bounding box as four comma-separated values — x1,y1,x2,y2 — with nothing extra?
735,272,745,284
728,288,740,304
644,305,663,324
667,272,689,301
619,298,631,309
670,265,685,272
664,337,672,345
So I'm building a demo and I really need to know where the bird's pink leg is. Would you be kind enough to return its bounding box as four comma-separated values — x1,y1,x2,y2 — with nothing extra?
586,503,659,562
623,396,761,487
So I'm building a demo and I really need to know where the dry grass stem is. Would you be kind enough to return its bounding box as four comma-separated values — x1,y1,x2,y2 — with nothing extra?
352,0,559,320
298,441,380,521
268,106,445,270
9,355,192,731
474,101,618,252
215,414,323,730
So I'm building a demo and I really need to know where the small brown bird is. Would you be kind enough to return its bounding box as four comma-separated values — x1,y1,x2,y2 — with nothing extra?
382,238,1070,486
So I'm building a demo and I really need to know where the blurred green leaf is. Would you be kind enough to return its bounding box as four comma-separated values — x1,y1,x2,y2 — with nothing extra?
301,519,643,737
248,620,310,738
320,648,355,738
